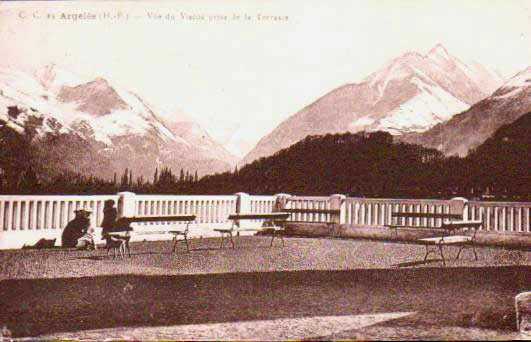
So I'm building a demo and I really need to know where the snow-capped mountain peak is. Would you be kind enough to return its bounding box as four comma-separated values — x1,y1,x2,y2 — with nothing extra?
428,43,451,61
1,66,237,179
241,44,505,165
34,63,89,89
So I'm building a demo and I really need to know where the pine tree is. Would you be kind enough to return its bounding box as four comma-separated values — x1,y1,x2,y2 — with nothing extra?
121,168,129,188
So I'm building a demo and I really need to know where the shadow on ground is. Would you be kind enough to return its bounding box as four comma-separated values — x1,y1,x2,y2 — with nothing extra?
0,265,528,337
393,259,444,267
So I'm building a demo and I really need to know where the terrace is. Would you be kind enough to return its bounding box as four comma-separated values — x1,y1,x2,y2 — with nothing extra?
0,192,529,340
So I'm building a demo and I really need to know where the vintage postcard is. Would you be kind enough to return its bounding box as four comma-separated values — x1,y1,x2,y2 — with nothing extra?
0,0,529,340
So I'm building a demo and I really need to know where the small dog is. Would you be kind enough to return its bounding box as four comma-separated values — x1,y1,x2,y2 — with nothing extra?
104,236,131,259
22,238,56,249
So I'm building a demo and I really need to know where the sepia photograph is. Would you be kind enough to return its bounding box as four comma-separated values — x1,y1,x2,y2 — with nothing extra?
0,0,529,340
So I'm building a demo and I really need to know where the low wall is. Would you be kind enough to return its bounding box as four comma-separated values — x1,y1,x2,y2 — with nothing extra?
284,223,531,249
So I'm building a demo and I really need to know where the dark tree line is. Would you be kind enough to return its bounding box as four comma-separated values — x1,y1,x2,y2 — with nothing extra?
1,113,529,200
0,166,201,195
197,114,530,200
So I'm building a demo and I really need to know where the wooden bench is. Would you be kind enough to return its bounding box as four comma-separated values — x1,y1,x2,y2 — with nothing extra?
214,212,291,248
282,208,341,232
386,212,462,238
386,212,483,266
105,215,196,258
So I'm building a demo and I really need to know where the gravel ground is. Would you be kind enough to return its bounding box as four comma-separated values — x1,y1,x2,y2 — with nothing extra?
0,236,529,340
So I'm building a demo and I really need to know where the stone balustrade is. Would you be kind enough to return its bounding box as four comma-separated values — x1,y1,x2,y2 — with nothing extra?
0,192,529,249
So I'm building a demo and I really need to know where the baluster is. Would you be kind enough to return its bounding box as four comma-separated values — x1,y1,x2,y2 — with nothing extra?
30,200,38,230
6,202,13,231
504,206,509,232
205,200,211,223
190,201,195,220
13,201,20,231
0,200,4,231
199,200,204,223
22,201,29,230
509,207,515,232
515,207,521,233
213,200,218,223
44,201,51,229
202,200,207,223
526,207,530,233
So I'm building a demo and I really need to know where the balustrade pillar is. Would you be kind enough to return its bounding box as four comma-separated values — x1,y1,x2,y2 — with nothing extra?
234,192,250,214
330,194,346,224
117,192,137,218
274,193,291,212
450,197,468,218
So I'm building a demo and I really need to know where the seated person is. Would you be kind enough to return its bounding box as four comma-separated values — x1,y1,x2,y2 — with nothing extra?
101,200,132,247
76,230,95,250
61,209,91,248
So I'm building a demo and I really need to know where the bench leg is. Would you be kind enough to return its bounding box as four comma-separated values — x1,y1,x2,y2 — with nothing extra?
183,233,190,252
172,235,178,253
455,244,478,261
456,246,463,260
219,233,225,249
423,245,445,265
438,244,446,266
269,230,285,247
423,245,434,263
119,242,125,259
229,232,235,248
219,232,234,249
172,234,190,253
471,241,478,261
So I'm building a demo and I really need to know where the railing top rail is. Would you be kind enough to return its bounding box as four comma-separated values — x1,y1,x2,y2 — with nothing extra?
345,197,451,205
133,194,237,200
0,195,118,200
468,201,531,207
249,195,277,200
288,196,330,201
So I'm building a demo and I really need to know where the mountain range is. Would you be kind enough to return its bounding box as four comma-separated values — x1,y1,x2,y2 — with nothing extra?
1,45,528,184
241,44,506,165
0,65,237,180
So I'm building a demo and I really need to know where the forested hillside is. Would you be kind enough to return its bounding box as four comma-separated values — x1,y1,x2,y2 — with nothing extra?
2,115,529,200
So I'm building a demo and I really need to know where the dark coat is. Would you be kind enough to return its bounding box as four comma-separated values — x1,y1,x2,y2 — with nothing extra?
101,207,117,236
61,216,90,248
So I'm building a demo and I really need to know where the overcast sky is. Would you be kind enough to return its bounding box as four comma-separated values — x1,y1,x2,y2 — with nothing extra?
1,0,530,156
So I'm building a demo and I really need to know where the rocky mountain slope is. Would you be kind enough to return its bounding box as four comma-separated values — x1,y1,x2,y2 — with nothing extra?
241,44,504,165
403,66,531,156
0,65,236,180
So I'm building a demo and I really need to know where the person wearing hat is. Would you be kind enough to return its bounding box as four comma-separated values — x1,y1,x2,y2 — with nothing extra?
100,199,131,255
61,209,92,248
101,200,118,239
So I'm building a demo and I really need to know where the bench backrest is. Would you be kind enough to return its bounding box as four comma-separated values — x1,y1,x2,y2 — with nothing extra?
126,215,196,223
391,213,463,220
282,208,341,215
228,213,290,220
